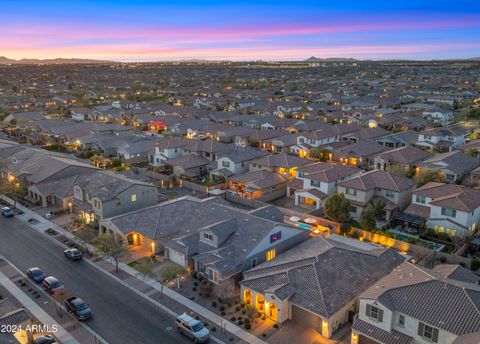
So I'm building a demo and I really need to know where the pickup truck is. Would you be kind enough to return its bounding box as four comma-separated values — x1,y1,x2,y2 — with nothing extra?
64,296,93,321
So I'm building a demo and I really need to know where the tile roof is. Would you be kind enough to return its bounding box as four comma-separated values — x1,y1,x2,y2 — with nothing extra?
241,235,404,318
352,319,414,344
414,182,480,212
338,170,416,192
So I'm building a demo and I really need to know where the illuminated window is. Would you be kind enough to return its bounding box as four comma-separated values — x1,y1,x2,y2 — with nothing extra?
131,194,137,202
266,249,276,261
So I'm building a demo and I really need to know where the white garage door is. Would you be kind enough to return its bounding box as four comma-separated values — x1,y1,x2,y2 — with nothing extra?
167,248,186,267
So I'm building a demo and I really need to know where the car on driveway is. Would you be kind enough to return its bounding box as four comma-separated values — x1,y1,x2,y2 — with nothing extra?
176,313,210,343
64,248,82,261
1,206,14,217
42,276,64,296
26,267,46,283
64,296,93,320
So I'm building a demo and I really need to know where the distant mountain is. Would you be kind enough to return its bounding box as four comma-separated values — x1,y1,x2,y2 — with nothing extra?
304,56,358,62
0,56,117,65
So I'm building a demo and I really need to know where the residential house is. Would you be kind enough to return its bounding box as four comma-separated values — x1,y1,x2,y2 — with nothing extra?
289,162,361,210
416,128,465,152
211,148,269,178
228,170,288,202
352,262,480,344
148,137,192,167
100,196,309,294
248,152,310,178
240,235,404,338
163,155,210,180
338,170,416,220
418,151,479,183
403,182,480,237
373,146,430,173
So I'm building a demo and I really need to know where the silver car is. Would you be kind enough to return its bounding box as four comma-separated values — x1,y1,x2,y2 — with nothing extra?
176,313,210,343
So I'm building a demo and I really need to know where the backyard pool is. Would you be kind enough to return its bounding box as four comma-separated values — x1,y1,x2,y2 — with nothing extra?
388,229,444,251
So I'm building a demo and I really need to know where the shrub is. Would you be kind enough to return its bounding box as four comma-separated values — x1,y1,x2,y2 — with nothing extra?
221,312,225,316
191,270,198,279
194,281,199,286
235,306,241,311
273,324,279,328
262,316,266,320
211,327,217,332
219,305,225,311
195,316,200,320
204,322,208,327
240,301,245,307
211,301,217,307
242,310,246,314
238,320,244,326
192,287,197,291
440,256,447,263
471,258,480,271
230,317,236,321
244,323,251,330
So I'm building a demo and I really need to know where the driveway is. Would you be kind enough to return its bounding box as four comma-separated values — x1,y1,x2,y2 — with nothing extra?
267,321,350,344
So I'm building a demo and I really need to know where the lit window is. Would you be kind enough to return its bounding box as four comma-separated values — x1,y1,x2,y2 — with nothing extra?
266,249,276,261
131,194,137,202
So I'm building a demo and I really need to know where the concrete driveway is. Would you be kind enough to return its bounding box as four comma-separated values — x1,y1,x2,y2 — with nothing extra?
267,321,350,344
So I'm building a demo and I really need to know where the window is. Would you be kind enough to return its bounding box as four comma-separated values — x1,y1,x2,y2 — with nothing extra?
208,268,219,283
203,232,213,241
346,188,357,196
131,194,137,202
441,207,456,217
310,180,320,187
222,161,230,168
398,314,405,327
385,190,395,198
366,304,383,322
250,258,257,268
270,231,282,243
418,322,439,343
416,195,426,204
93,199,101,208
424,135,432,140
266,249,276,261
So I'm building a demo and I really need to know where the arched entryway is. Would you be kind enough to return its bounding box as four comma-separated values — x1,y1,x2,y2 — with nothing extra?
266,302,277,321
127,232,141,246
256,294,265,312
244,289,252,305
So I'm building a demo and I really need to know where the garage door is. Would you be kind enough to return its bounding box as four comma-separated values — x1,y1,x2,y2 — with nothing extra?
167,248,185,267
291,305,322,333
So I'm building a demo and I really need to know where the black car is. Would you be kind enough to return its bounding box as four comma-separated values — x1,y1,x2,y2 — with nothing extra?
64,248,82,261
26,267,46,283
33,335,56,344
64,296,93,320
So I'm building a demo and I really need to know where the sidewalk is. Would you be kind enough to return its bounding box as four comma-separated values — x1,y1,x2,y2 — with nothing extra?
2,195,266,344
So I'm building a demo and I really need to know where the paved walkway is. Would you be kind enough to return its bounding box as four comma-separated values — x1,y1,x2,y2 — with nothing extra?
2,195,266,344
0,269,80,344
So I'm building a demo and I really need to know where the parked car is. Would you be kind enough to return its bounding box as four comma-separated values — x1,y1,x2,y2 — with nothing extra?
26,267,46,283
176,313,210,343
33,334,56,344
42,276,64,296
64,296,93,321
64,248,82,261
1,206,14,217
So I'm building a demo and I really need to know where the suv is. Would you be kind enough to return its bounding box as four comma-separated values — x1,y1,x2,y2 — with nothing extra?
176,313,210,343
1,207,14,217
42,276,65,296
64,296,92,320
27,267,46,283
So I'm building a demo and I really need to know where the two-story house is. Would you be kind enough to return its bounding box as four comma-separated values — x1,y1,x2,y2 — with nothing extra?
211,148,269,178
337,170,416,221
248,152,310,178
403,182,480,238
148,137,192,167
289,162,361,210
416,127,465,152
71,171,161,223
352,262,480,344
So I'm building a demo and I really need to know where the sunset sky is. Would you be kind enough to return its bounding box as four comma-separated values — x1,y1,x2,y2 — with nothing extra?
1,0,480,61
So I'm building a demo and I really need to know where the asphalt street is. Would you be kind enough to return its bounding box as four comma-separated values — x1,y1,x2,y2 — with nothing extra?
0,216,191,344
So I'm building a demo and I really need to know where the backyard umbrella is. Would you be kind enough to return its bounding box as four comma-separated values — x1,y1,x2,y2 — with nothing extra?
304,218,317,224
289,216,300,222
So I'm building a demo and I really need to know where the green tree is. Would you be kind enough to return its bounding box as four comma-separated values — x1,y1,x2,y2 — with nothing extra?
466,148,478,158
324,192,350,223
360,205,376,231
370,199,386,220
310,148,331,162
414,168,445,186
93,231,128,273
